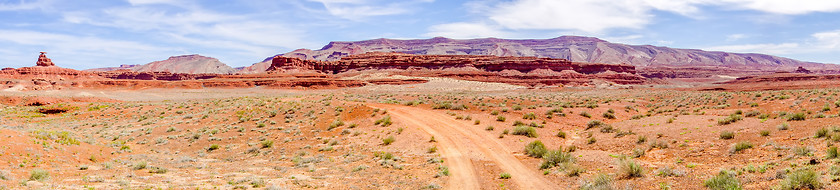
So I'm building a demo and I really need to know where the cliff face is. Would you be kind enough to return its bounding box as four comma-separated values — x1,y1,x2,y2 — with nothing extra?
132,54,236,74
257,36,828,71
268,52,645,85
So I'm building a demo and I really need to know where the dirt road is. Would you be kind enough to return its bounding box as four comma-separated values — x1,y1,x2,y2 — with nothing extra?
372,104,556,190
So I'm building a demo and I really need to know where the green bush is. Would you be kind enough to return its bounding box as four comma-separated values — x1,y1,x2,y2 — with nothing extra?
827,146,838,159
499,172,511,179
207,144,220,151
374,115,392,127
720,131,735,140
328,120,344,131
496,116,506,122
524,140,547,158
523,112,537,120
513,126,538,138
730,141,753,154
556,131,566,138
617,159,644,179
260,140,274,148
602,112,616,119
540,149,573,169
29,169,49,182
580,173,613,190
718,114,742,125
775,169,821,190
815,128,829,138
760,130,770,137
580,111,592,118
382,136,395,145
787,112,806,121
793,146,812,156
133,161,147,170
703,170,742,190
777,123,790,130
585,120,606,130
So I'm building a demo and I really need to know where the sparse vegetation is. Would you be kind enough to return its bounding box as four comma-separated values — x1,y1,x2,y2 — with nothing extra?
704,170,742,190
513,126,538,138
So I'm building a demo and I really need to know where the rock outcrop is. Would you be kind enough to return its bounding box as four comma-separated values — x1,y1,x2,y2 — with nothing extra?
36,52,54,67
246,36,834,73
268,52,645,85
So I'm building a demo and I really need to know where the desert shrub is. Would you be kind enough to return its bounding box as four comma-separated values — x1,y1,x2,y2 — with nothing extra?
546,108,564,116
260,140,274,148
587,137,597,144
730,141,753,154
580,173,613,190
580,111,592,118
524,140,547,158
718,114,742,125
382,136,395,145
704,170,742,190
149,166,168,174
777,123,789,130
650,140,669,149
432,103,467,110
637,136,647,144
513,126,538,138
599,125,615,133
775,169,821,190
328,120,344,131
133,161,147,170
374,115,392,127
207,144,220,151
499,172,511,179
491,110,500,115
793,146,812,156
815,128,829,138
602,112,616,119
485,126,495,131
617,158,644,179
744,110,761,117
496,116,506,122
523,112,537,120
540,149,574,169
585,120,606,130
827,146,839,159
760,130,770,137
720,131,735,140
787,112,806,121
556,131,566,138
630,148,645,158
29,169,49,182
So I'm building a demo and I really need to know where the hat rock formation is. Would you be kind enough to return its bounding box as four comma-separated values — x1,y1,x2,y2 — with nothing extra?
36,52,55,67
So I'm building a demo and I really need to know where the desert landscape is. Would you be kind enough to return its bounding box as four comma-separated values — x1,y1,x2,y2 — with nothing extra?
1,36,840,190
3,1,840,189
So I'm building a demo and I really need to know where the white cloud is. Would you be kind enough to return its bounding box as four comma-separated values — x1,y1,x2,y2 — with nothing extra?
0,0,51,11
0,29,173,68
721,0,840,15
706,43,800,54
425,22,510,39
705,29,840,55
812,30,840,49
726,34,747,41
488,0,651,33
60,4,315,63
307,0,433,21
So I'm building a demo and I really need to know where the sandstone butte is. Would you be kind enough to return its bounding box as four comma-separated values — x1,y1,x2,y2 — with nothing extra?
267,52,646,85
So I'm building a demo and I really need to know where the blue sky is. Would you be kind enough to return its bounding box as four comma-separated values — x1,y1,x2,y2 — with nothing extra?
1,0,839,69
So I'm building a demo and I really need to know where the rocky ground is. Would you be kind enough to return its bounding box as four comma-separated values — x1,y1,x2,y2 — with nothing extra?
0,79,839,189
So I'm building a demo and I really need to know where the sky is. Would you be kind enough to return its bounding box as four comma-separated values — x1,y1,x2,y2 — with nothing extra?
1,0,840,69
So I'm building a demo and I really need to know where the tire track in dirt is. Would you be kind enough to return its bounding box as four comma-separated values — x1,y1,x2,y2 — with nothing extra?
373,104,555,190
